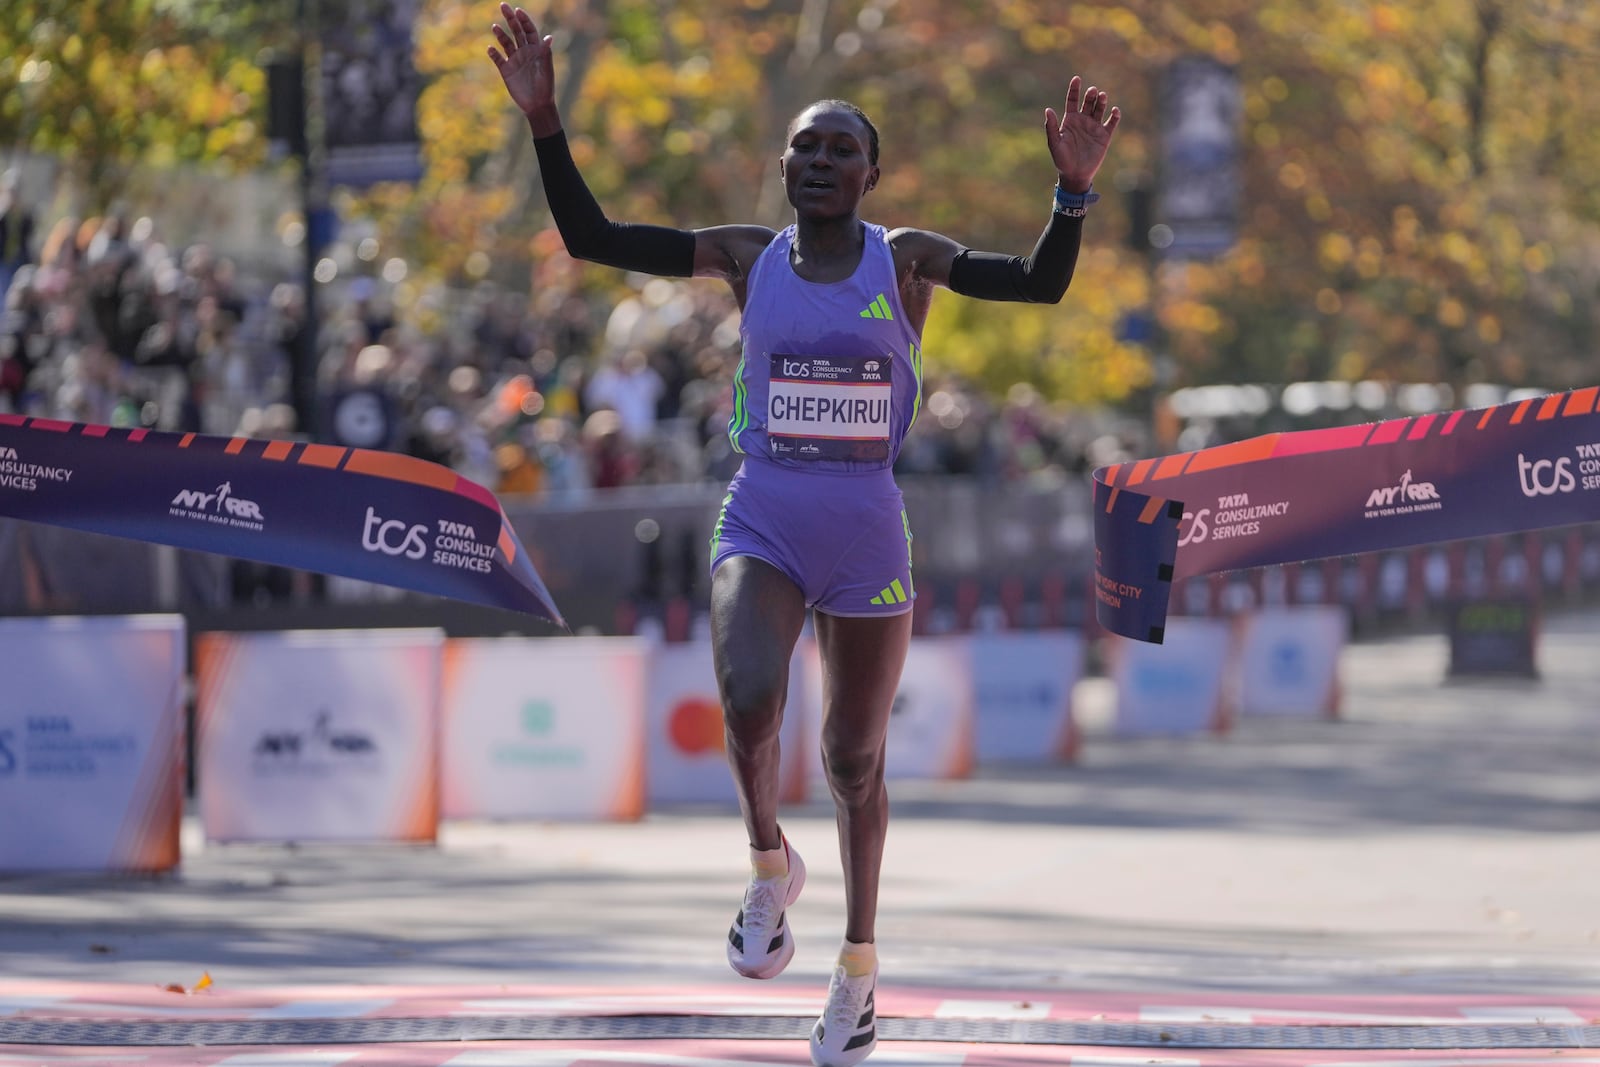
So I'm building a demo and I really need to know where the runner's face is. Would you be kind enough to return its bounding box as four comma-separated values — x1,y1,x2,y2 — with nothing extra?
782,108,878,219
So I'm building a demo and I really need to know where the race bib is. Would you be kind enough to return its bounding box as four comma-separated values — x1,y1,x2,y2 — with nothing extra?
767,354,892,462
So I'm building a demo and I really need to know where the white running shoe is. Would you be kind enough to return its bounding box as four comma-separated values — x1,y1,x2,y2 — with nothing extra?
726,837,806,979
809,964,878,1067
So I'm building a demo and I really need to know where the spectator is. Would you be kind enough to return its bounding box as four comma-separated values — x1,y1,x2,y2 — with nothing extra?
0,170,36,301
584,346,664,442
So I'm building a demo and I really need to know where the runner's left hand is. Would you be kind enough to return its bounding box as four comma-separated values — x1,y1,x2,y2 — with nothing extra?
1046,76,1121,193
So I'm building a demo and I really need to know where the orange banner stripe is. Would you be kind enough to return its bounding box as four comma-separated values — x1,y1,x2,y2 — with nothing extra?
1563,387,1598,416
178,433,196,448
343,449,458,491
224,437,247,454
1125,458,1157,486
1152,452,1193,480
1137,496,1167,525
1186,435,1279,474
1537,394,1563,420
1509,398,1534,424
262,439,294,461
297,443,347,469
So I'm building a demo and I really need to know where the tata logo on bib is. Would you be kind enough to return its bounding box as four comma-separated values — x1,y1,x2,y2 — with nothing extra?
362,507,428,559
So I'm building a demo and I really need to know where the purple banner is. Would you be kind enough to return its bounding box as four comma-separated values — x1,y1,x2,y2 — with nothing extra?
0,416,563,625
1093,388,1600,642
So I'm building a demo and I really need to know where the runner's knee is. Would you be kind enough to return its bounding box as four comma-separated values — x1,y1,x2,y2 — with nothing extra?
718,668,786,744
820,738,885,803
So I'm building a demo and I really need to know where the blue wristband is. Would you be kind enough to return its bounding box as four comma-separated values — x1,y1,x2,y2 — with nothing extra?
1053,183,1100,217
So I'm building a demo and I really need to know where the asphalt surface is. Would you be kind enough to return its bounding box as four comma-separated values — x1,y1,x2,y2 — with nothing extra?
4,608,1600,1002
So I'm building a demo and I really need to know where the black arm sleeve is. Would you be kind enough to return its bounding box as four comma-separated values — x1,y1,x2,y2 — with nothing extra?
947,207,1084,303
533,130,697,277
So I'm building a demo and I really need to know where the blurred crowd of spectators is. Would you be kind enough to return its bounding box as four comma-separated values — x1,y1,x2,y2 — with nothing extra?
0,186,1126,502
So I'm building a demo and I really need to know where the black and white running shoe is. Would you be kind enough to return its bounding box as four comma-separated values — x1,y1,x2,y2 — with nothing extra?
810,963,877,1067
726,836,806,979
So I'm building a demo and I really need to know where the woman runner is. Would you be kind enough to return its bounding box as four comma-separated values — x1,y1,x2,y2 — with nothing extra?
488,8,1119,1064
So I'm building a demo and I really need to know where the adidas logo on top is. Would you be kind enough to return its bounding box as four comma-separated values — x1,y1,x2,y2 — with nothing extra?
859,294,894,320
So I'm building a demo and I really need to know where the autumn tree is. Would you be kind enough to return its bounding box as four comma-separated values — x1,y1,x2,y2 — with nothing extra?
12,0,1600,407
1135,0,1600,395
0,0,272,211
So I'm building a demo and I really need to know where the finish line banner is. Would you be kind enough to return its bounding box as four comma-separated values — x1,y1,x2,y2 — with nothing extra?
1094,387,1600,643
0,416,563,624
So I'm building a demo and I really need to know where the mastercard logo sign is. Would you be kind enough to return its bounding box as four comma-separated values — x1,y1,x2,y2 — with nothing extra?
667,697,725,755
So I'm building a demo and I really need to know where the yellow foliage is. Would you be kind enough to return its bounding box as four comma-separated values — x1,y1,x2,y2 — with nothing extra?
922,255,1152,406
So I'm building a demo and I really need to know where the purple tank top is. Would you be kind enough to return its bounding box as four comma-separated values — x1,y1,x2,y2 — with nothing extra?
728,222,924,473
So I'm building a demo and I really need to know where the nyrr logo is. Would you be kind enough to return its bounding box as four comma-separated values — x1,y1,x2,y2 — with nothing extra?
1517,453,1575,497
171,481,264,521
1364,469,1440,511
362,506,428,559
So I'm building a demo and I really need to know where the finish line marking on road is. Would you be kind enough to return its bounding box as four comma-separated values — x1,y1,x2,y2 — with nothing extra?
5,982,1600,1064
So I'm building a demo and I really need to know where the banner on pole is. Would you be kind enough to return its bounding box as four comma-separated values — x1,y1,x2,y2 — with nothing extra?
0,416,562,624
1093,388,1600,642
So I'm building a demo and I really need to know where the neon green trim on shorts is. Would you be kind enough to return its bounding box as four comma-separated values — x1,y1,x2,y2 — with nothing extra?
900,507,915,595
708,492,734,557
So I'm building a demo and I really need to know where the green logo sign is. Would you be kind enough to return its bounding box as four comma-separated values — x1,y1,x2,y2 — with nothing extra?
521,700,555,736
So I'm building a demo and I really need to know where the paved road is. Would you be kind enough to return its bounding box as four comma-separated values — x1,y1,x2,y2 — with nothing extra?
5,608,1598,1004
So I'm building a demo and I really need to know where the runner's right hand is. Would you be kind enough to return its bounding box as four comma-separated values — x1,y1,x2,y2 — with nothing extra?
488,3,555,119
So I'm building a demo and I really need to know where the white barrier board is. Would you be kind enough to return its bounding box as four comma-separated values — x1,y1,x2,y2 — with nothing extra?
441,636,649,820
196,628,444,843
1110,618,1232,736
0,615,186,873
645,640,810,806
1233,606,1346,718
797,636,975,782
971,631,1085,764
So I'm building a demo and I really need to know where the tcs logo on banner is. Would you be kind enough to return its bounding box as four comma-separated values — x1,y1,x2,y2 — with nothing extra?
1178,508,1210,547
1516,446,1600,497
362,507,428,559
1517,453,1575,497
